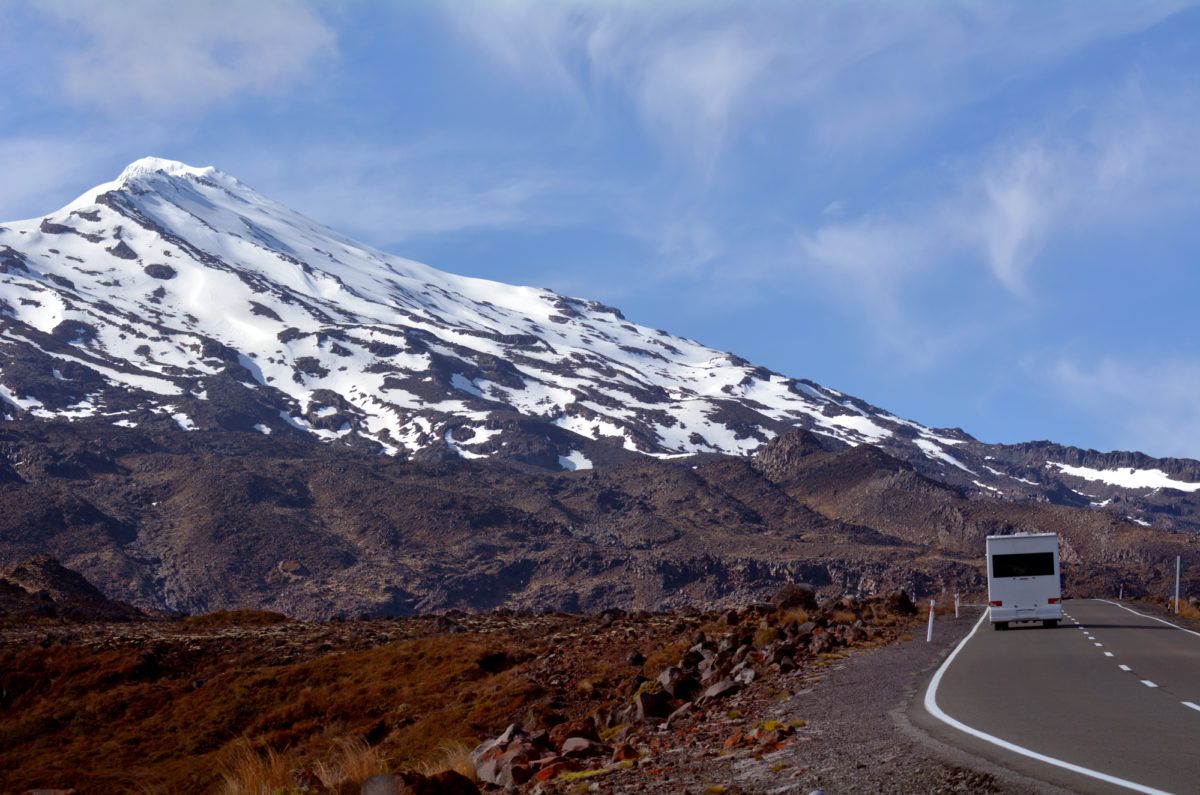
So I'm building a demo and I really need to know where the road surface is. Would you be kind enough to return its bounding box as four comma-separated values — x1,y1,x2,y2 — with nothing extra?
922,599,1200,794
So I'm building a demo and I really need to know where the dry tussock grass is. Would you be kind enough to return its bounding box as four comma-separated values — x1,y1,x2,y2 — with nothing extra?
0,631,537,793
415,739,477,780
313,737,388,790
217,742,292,795
779,608,810,625
1173,598,1200,619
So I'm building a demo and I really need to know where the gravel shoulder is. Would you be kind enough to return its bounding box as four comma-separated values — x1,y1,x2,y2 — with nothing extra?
616,608,1071,794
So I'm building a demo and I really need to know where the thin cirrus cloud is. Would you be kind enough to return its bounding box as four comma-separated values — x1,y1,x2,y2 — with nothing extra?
798,80,1200,349
1046,357,1200,459
40,0,336,112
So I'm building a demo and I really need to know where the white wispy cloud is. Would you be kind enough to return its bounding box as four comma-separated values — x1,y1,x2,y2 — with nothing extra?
1046,356,1200,458
438,2,1187,170
792,77,1200,367
39,0,336,113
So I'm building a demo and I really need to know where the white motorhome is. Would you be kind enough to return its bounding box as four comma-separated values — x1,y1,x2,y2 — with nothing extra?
986,532,1062,630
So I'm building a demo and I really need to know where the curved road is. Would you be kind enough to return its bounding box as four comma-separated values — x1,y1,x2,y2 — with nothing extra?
922,599,1200,794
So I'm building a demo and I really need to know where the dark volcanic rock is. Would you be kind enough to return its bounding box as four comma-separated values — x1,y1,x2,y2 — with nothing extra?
143,263,176,279
0,555,146,622
106,240,138,260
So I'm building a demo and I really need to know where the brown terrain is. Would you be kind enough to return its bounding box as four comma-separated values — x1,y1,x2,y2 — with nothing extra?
0,565,975,794
0,422,1195,622
5,546,1200,793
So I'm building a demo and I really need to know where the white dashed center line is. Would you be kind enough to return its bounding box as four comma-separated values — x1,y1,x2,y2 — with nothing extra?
1093,642,1103,647
1119,665,1132,671
1184,702,1200,713
1141,680,1158,688
1104,652,1113,657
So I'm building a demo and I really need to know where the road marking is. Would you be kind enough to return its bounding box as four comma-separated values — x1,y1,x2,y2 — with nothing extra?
1141,680,1158,688
1104,652,1114,657
1119,665,1132,671
1096,599,1200,639
925,610,1172,795
1184,702,1200,712
1094,642,1103,647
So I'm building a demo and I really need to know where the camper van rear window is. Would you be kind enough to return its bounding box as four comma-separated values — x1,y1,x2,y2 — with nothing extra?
992,552,1055,578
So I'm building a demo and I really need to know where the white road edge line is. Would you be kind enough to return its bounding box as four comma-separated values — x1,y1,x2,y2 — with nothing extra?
1142,680,1159,688
924,609,1172,795
1183,702,1200,712
1096,599,1200,639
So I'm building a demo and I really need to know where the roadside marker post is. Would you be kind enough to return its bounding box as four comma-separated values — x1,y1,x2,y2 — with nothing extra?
954,593,960,618
927,599,935,642
1171,554,1180,614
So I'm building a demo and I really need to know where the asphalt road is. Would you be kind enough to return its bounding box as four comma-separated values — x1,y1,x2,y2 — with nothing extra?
923,599,1200,794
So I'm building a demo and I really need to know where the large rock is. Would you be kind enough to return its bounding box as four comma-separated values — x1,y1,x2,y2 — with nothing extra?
771,582,818,612
362,771,479,795
549,718,599,750
885,589,918,615
657,666,701,700
634,689,672,721
701,679,741,701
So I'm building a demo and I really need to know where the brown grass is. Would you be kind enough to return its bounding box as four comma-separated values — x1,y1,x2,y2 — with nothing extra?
415,740,477,780
779,608,810,626
1173,599,1200,619
217,742,292,795
180,610,291,628
313,737,388,790
752,626,781,648
0,631,539,792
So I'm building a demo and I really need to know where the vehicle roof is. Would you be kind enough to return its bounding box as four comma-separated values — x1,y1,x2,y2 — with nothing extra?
985,532,1058,540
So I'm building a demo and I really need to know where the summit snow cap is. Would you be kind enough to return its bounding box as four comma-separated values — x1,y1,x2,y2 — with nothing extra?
117,157,220,183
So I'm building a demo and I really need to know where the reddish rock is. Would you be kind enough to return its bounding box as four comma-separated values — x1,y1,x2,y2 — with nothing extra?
561,736,602,757
701,679,740,701
534,761,579,781
611,743,639,762
363,771,480,795
634,689,672,720
549,717,599,750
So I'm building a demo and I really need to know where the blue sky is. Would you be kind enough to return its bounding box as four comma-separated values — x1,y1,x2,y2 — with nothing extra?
3,1,1200,458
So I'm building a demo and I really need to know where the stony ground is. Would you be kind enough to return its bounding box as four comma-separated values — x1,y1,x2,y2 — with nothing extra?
13,594,1172,793
517,609,1011,794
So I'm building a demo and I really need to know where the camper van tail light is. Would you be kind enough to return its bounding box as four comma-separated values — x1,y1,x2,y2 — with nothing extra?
1047,597,1060,604
989,600,1003,607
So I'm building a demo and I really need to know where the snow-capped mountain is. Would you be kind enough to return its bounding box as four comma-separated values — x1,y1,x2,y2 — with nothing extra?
2,158,1199,529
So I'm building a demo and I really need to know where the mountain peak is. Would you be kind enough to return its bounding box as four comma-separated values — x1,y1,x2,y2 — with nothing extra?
117,156,219,183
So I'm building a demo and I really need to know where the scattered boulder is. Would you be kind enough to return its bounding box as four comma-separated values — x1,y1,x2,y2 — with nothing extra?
701,679,741,702
361,771,479,795
634,688,672,721
771,582,818,611
560,736,601,757
143,263,177,279
106,240,138,260
657,665,701,700
549,717,598,750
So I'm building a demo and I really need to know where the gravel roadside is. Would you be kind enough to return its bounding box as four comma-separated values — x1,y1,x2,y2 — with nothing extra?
622,607,1069,794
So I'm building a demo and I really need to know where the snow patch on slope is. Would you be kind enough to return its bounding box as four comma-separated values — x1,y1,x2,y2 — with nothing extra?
1047,463,1200,493
558,450,593,471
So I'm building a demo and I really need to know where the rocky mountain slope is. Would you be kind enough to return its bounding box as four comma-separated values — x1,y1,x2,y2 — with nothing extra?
0,553,145,623
0,159,1197,616
2,158,1199,533
0,417,1193,618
